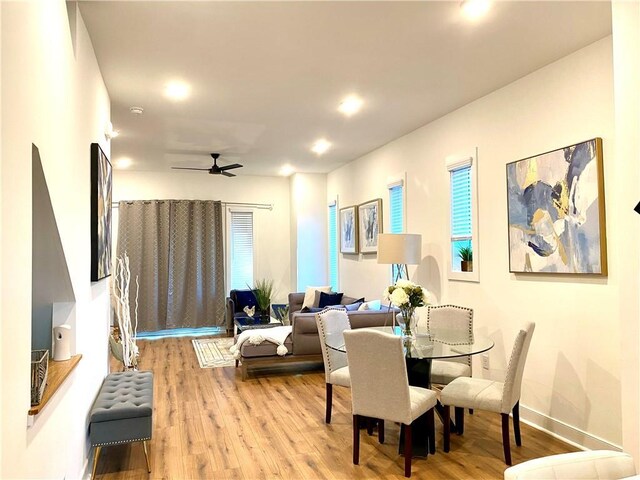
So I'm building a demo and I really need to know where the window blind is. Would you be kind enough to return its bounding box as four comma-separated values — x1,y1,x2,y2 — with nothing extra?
230,211,254,290
451,166,472,240
389,185,404,234
328,203,338,291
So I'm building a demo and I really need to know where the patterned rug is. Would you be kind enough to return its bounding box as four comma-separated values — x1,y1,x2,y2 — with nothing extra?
192,337,236,368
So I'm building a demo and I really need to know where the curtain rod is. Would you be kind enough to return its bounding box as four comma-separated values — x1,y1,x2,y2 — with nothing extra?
111,201,273,210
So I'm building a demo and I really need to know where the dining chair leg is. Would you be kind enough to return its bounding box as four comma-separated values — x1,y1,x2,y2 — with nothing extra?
378,419,385,444
455,407,465,435
513,401,521,446
367,418,374,435
353,415,360,465
443,405,451,453
325,383,333,424
404,423,412,478
427,408,436,455
501,413,512,465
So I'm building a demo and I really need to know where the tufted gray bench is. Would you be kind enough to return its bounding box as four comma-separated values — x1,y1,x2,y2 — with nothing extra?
89,371,153,479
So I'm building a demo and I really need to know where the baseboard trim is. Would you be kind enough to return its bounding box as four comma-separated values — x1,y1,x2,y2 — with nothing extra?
520,404,623,452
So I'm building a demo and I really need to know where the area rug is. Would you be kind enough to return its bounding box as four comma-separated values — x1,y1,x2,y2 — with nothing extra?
192,337,236,368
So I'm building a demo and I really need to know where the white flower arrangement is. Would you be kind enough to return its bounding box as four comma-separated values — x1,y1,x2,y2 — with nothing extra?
383,279,430,335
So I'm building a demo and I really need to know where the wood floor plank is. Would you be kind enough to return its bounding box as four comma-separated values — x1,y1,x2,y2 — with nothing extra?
97,336,577,479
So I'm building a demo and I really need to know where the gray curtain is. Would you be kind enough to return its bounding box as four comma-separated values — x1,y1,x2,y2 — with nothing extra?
117,200,225,332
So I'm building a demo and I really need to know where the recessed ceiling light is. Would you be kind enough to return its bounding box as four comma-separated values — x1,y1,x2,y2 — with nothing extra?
279,164,294,176
311,139,332,155
129,106,144,115
338,95,363,117
164,81,190,101
114,157,133,169
460,0,491,20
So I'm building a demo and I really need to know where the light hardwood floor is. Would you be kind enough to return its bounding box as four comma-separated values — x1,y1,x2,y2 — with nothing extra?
97,336,576,479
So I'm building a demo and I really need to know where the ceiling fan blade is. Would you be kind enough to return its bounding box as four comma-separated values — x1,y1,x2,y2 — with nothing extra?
171,167,210,171
219,163,243,171
221,171,236,177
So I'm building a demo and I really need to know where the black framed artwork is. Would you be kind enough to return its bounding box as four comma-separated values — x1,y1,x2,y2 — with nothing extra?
91,143,112,281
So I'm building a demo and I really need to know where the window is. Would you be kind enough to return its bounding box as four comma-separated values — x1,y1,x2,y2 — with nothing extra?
328,201,338,291
229,211,254,290
447,152,478,281
388,180,405,281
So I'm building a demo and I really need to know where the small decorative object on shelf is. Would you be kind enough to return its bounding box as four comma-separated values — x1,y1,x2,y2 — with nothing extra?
31,349,49,406
243,305,256,317
383,280,430,342
110,253,140,370
458,245,473,272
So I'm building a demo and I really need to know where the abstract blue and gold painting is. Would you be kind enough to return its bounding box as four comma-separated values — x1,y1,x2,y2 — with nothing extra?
506,138,607,275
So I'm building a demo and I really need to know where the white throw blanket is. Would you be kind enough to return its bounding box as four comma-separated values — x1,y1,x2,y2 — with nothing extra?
230,325,293,359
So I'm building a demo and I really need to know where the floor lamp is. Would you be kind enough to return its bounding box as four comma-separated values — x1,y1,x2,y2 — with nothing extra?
377,233,422,283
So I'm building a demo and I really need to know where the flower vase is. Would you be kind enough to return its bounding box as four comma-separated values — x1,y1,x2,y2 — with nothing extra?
396,310,417,342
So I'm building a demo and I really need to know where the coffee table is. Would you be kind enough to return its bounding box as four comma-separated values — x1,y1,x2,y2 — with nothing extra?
234,316,282,334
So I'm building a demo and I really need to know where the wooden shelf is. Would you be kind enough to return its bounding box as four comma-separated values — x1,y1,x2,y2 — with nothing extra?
29,354,82,416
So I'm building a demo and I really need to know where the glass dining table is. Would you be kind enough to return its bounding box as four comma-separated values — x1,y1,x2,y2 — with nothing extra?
325,326,494,456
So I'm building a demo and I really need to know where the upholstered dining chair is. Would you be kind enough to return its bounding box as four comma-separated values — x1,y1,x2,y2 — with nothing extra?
315,308,351,423
440,322,536,465
426,304,474,386
344,329,438,478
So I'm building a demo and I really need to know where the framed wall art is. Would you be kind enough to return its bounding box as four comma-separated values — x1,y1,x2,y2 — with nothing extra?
91,143,113,281
506,137,607,275
339,205,358,254
358,198,382,254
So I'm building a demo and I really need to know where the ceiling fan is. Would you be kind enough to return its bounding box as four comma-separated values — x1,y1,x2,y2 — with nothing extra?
171,153,243,177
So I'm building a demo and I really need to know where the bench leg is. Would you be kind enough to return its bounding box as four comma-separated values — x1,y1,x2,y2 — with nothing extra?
143,440,151,473
91,446,102,480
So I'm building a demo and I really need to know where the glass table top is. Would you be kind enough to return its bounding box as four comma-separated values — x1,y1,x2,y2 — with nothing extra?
325,326,494,360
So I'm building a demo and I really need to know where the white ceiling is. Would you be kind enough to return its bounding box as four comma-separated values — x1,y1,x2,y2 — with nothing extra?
79,1,612,177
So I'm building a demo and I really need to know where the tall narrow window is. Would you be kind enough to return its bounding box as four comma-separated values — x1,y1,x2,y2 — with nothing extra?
328,201,338,291
229,211,254,290
450,166,472,272
447,152,478,281
388,181,404,280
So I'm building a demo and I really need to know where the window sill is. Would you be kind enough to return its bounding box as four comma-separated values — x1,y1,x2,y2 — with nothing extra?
28,354,82,416
448,271,479,283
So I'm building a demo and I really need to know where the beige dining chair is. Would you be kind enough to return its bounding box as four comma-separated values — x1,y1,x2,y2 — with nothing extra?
440,322,535,465
426,304,474,386
344,329,438,478
315,308,351,423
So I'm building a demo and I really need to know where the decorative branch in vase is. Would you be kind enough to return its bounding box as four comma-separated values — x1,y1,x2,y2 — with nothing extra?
383,279,430,341
110,253,140,370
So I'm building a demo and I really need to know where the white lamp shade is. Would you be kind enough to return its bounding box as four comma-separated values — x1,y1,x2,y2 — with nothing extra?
377,234,422,265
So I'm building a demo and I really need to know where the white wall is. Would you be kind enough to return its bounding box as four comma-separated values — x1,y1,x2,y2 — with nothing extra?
1,2,111,478
289,173,328,291
328,37,630,449
113,171,292,303
612,0,640,465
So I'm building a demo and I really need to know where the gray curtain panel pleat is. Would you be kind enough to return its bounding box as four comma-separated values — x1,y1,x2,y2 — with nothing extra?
116,200,225,332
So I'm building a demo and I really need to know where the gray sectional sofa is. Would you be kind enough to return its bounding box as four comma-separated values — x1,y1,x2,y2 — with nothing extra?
235,292,397,380
287,292,397,356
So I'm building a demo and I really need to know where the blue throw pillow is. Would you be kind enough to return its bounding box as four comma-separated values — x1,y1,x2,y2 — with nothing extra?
234,289,257,312
318,291,344,308
328,302,362,311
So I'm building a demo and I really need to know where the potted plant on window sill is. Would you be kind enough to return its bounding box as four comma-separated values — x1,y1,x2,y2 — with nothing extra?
458,246,473,272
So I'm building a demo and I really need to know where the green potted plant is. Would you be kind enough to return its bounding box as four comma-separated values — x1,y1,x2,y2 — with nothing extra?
252,279,275,319
458,245,473,272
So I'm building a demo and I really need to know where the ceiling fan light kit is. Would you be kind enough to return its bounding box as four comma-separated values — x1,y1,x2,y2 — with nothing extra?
171,153,243,177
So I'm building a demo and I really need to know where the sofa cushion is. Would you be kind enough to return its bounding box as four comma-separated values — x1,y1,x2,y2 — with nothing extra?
358,299,381,311
303,286,332,309
328,301,363,311
318,291,344,308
